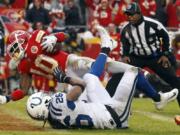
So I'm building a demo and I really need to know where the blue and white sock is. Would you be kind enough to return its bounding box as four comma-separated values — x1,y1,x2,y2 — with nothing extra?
89,53,107,77
137,72,160,102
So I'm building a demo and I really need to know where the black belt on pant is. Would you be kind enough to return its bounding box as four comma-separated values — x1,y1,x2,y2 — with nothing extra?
105,105,122,128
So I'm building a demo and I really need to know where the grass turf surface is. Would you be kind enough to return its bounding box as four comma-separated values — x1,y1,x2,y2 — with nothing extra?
0,97,179,135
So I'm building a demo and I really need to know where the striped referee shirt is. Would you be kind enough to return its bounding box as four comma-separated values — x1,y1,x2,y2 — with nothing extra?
121,16,170,57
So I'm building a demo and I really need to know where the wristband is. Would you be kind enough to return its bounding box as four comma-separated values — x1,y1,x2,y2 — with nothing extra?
11,89,25,101
62,76,71,83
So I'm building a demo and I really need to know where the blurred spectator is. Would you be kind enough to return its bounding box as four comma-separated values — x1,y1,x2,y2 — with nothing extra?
1,0,15,7
0,22,4,58
107,23,121,61
43,0,65,10
155,0,168,26
112,0,132,26
10,10,33,32
94,0,113,27
63,0,81,26
49,10,65,27
88,19,100,36
85,0,101,24
32,19,58,33
36,0,66,27
166,0,180,28
64,27,80,53
85,0,101,10
7,68,20,94
10,0,28,8
0,60,9,95
172,32,180,55
138,0,156,17
0,31,4,58
0,0,28,8
26,0,51,26
171,32,180,76
79,0,87,25
43,0,52,10
32,21,44,30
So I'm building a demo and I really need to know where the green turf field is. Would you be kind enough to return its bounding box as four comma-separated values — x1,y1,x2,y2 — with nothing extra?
0,97,179,135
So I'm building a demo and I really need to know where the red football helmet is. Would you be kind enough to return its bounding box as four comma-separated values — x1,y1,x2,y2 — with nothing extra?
7,30,31,61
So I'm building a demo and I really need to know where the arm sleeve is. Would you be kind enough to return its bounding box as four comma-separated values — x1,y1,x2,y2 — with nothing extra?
121,29,131,56
155,23,170,52
54,32,69,42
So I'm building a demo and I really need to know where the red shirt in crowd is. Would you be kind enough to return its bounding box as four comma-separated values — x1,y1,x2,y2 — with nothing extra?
112,0,129,26
138,0,156,17
167,1,180,28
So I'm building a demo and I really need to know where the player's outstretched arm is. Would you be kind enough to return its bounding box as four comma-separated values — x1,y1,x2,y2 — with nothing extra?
53,66,86,101
19,73,32,95
0,73,32,105
0,89,25,104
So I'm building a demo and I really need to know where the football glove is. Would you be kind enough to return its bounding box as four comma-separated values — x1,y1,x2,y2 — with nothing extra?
53,67,70,83
41,35,57,53
0,95,8,104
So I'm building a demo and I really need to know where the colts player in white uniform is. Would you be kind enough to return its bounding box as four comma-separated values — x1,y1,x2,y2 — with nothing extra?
26,25,178,129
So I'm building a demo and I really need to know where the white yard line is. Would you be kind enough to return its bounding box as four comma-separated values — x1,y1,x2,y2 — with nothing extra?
134,110,174,123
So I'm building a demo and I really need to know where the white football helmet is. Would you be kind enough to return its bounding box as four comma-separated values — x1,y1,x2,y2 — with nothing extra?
26,92,51,120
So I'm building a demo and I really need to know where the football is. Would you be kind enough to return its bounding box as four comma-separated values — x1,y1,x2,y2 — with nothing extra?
174,115,180,125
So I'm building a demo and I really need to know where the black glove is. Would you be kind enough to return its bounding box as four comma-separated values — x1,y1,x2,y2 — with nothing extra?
53,67,70,83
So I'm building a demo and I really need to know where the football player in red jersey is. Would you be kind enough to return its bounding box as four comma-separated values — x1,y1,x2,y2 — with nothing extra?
0,29,94,104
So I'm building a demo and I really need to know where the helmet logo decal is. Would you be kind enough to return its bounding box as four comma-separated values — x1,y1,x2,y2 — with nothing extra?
31,46,38,54
30,97,42,108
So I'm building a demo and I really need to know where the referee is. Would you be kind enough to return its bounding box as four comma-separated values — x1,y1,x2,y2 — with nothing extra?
121,2,180,106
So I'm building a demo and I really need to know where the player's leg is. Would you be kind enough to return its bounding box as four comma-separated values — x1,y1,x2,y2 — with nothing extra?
106,58,134,73
111,67,138,127
106,68,178,110
83,25,116,104
83,52,112,104
135,71,178,109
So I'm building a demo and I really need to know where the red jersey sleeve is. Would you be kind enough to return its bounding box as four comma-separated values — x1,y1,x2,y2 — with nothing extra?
54,32,67,42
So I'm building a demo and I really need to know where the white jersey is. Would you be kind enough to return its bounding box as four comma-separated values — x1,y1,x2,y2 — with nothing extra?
48,92,116,129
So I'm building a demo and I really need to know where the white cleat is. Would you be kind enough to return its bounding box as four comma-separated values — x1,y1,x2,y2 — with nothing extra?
95,25,117,51
155,88,179,110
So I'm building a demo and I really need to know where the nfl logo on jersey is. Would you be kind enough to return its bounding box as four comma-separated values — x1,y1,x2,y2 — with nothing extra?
31,46,38,54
